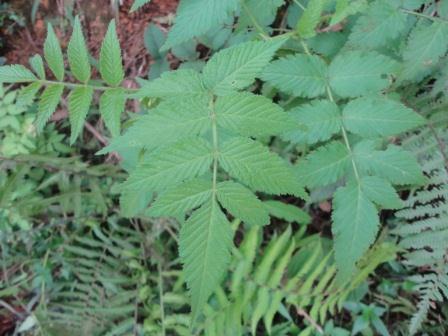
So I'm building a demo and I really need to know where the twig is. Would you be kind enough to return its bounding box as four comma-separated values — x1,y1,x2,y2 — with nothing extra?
84,121,109,146
296,306,324,334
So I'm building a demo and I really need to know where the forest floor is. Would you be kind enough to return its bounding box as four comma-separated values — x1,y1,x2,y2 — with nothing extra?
2,0,178,79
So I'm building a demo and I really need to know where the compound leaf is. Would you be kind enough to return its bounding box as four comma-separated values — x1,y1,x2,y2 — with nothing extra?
99,88,126,138
44,23,65,81
0,65,37,83
217,181,270,226
296,141,350,188
343,97,425,137
68,86,94,144
100,20,124,87
203,38,285,96
163,0,239,50
35,84,64,132
215,92,295,136
261,54,328,98
284,100,341,144
219,137,307,199
360,176,403,209
68,16,91,83
332,182,380,281
179,199,233,320
329,51,397,98
148,179,213,218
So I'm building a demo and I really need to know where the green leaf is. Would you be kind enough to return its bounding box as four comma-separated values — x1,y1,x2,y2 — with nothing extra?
99,88,126,137
68,86,94,144
68,16,91,83
348,0,407,48
217,181,270,226
0,65,37,83
330,0,367,26
264,200,311,225
137,69,206,99
343,97,425,137
104,96,210,152
203,38,286,96
18,82,41,106
332,182,380,281
296,141,350,188
35,84,64,132
399,22,448,82
123,137,213,193
355,142,425,185
360,176,403,209
296,0,325,38
148,179,212,218
179,199,233,320
144,23,167,58
215,92,295,136
219,137,307,199
238,0,284,28
99,20,124,86
261,54,328,98
44,23,65,81
29,55,46,79
283,100,341,144
130,0,151,12
162,0,239,50
329,51,397,98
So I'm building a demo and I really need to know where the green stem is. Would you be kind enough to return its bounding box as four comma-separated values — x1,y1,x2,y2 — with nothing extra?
326,86,360,182
210,97,219,198
400,8,447,23
37,79,138,93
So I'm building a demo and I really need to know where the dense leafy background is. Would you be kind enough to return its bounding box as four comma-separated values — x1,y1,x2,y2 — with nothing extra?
1,0,448,335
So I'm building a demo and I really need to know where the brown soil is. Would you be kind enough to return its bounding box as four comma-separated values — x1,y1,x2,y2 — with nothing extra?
2,0,179,79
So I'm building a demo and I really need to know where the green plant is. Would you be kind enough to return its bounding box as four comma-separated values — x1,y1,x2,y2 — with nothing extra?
2,0,448,333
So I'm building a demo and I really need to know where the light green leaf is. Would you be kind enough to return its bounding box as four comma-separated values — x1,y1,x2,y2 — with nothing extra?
343,97,425,137
355,142,425,185
296,0,325,38
360,176,403,209
18,82,41,106
284,100,341,144
348,0,407,48
400,22,448,82
215,92,295,136
332,182,380,281
44,23,65,81
104,96,210,152
130,0,151,12
238,0,284,28
264,200,311,225
120,189,153,217
99,88,126,137
179,199,233,320
68,86,94,144
123,137,213,193
162,0,239,50
99,20,124,86
296,141,350,188
68,16,91,83
330,0,367,26
261,54,328,98
329,51,397,98
203,38,286,96
0,65,37,83
217,181,270,226
144,23,167,58
148,179,212,218
137,69,206,99
29,55,46,79
35,84,64,132
219,137,307,199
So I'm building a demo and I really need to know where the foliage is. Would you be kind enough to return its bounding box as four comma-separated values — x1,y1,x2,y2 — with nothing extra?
1,0,448,334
